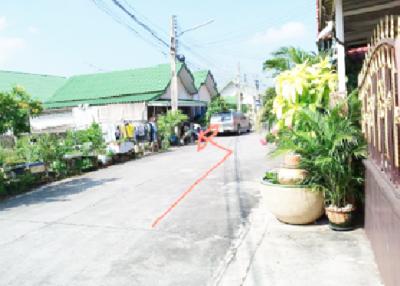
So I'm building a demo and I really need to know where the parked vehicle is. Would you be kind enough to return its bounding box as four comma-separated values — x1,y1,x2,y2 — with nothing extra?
210,111,251,134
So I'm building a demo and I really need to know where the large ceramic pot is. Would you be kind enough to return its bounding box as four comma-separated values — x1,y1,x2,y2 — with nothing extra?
261,180,324,224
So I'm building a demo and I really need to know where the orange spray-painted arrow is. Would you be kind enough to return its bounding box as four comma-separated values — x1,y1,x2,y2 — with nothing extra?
151,124,233,228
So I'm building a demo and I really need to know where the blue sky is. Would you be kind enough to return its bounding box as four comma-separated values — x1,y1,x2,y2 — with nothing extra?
0,0,317,87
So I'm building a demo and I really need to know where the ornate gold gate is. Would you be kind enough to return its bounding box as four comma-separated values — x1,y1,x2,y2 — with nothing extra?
359,15,400,183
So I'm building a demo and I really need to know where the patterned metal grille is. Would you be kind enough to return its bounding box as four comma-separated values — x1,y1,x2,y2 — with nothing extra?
359,15,400,183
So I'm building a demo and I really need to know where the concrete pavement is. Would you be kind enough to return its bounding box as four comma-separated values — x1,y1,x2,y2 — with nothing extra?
0,133,268,286
0,133,382,285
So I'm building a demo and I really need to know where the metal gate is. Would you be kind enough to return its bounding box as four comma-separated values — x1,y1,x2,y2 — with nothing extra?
359,15,400,184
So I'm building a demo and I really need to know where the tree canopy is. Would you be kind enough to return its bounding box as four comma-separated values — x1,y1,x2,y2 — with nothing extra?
0,87,43,135
205,95,229,122
263,46,320,77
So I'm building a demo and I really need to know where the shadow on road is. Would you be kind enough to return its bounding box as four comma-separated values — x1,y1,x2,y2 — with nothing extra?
0,177,117,211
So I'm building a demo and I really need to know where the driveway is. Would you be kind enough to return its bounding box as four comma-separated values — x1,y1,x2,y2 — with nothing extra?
0,133,268,286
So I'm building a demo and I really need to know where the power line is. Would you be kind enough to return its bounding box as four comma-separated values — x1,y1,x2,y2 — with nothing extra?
110,0,170,48
92,0,168,56
121,0,170,37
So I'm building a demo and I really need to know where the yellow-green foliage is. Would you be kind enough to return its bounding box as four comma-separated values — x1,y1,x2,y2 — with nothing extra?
273,58,337,130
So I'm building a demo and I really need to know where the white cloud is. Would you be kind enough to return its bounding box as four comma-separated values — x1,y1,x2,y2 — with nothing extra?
0,16,7,31
250,22,308,46
28,26,39,34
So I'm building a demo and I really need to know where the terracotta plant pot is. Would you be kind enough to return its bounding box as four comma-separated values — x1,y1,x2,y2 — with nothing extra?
325,205,356,231
260,180,324,225
284,154,301,168
277,168,308,185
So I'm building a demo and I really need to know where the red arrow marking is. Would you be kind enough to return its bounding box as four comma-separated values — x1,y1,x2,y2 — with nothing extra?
151,124,233,228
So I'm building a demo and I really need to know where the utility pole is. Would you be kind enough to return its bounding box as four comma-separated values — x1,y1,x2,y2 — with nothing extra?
170,15,178,112
169,16,214,112
236,62,242,112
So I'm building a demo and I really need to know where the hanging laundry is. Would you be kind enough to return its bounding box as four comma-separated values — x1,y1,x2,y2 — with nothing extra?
120,124,127,138
126,123,134,138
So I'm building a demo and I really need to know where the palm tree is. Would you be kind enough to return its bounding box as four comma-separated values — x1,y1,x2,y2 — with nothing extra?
263,46,320,76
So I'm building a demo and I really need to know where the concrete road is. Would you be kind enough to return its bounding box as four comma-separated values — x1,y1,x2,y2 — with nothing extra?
0,133,268,286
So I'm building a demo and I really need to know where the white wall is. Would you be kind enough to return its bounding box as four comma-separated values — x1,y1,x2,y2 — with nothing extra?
94,102,147,125
220,82,258,105
30,111,74,133
161,76,193,100
198,85,211,102
31,102,147,133
220,82,237,98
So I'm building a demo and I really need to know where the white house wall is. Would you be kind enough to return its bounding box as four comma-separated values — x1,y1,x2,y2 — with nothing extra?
94,102,147,125
31,102,147,133
161,76,193,100
220,82,257,105
30,111,74,133
198,85,211,102
220,82,237,98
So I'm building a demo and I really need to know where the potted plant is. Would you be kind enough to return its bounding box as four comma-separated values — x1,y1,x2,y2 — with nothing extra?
276,102,366,230
260,58,340,225
261,153,325,225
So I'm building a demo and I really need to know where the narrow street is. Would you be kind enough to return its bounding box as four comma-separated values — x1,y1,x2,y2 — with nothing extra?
0,133,269,286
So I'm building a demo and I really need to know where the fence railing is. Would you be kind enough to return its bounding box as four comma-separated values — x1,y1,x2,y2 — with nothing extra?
358,15,400,184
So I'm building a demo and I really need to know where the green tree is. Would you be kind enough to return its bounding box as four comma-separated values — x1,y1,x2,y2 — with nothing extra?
205,96,228,122
259,87,277,129
157,110,188,149
263,46,320,77
0,87,42,135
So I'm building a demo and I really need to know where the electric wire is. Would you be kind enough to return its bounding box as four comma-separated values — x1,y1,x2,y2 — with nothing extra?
92,0,168,56
110,0,170,48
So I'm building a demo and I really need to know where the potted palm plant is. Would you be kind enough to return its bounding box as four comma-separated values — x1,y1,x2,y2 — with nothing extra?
276,101,366,230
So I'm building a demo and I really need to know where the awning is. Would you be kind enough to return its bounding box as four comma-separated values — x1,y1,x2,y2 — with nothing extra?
148,99,208,107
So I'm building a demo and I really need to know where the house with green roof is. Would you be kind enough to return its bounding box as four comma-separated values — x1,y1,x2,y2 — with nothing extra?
0,71,67,102
192,70,218,102
28,63,217,133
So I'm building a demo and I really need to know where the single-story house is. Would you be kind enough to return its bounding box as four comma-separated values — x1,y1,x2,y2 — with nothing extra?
219,80,261,123
220,80,260,107
191,70,218,118
10,63,218,133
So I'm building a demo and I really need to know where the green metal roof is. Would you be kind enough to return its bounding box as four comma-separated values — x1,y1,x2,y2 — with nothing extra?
44,91,162,109
193,70,209,89
46,63,184,108
0,71,67,102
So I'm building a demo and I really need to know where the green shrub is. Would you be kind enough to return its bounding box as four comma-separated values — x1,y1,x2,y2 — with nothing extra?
16,136,40,163
157,110,188,150
65,123,105,155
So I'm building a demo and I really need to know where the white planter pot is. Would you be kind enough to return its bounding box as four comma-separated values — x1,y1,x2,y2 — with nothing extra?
107,141,134,154
260,180,324,225
98,154,112,165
